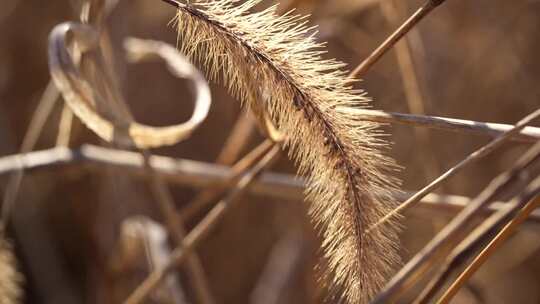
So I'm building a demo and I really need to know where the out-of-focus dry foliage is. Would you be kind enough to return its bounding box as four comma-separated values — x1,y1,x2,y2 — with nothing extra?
0,0,539,303
0,236,22,304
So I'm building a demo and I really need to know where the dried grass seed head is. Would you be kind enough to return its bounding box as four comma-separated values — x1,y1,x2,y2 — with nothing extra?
173,1,401,302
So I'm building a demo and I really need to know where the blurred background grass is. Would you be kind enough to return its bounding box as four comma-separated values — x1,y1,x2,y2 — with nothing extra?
0,0,539,303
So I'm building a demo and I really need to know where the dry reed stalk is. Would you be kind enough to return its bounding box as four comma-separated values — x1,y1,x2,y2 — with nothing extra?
179,139,274,221
414,191,540,304
1,144,540,222
373,140,540,303
0,81,60,230
380,0,441,184
55,104,74,147
368,108,540,233
349,0,447,78
351,109,540,143
215,112,257,165
249,231,305,304
125,145,282,304
143,153,216,304
436,195,540,304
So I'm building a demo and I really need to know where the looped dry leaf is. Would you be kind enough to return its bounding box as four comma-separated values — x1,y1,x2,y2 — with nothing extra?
48,22,211,149
124,37,212,147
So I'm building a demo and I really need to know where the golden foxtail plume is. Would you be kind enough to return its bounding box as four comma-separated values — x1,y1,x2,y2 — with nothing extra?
172,1,401,302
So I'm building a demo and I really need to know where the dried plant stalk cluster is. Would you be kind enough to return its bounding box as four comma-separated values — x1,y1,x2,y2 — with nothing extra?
173,0,400,302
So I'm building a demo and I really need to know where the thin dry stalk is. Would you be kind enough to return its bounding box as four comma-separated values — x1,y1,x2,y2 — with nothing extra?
349,0,447,78
55,105,74,147
414,185,540,304
181,109,540,220
180,139,274,221
143,152,215,304
249,231,305,304
351,109,540,143
372,140,540,303
436,195,540,304
368,108,540,233
215,112,257,165
0,80,60,230
1,145,539,222
380,0,441,184
124,145,281,304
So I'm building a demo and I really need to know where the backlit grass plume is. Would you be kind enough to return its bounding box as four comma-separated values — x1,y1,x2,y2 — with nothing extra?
172,1,401,302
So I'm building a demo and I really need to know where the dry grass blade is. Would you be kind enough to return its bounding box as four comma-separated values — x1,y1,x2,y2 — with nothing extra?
414,183,540,304
372,140,540,303
124,37,212,147
349,0,447,78
249,231,305,304
124,145,281,304
143,153,216,304
179,107,540,222
180,139,274,221
1,81,60,229
367,108,540,233
436,195,540,304
1,144,539,222
215,112,257,165
380,0,440,184
48,23,211,148
351,109,540,143
111,217,189,303
55,104,74,147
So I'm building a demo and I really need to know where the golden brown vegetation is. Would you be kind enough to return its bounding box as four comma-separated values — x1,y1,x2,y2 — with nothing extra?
0,0,539,304
173,1,400,302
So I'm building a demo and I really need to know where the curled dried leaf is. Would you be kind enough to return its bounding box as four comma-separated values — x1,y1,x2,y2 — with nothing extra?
48,23,211,149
